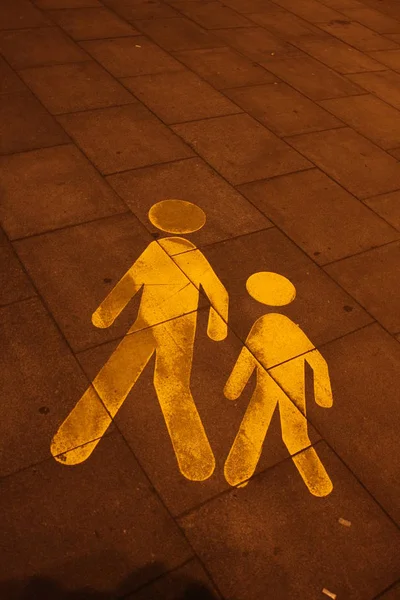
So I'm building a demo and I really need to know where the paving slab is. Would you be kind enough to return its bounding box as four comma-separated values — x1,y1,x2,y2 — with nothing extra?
0,432,192,598
348,69,400,110
0,230,35,306
173,47,277,90
339,6,400,33
170,1,254,29
325,241,400,333
36,0,102,7
103,0,179,20
20,61,134,115
261,51,364,100
248,10,323,39
172,114,311,185
225,82,342,137
0,0,50,30
269,0,344,22
179,443,400,600
0,91,69,155
106,157,272,247
197,228,372,346
318,20,399,51
0,145,126,239
121,70,241,125
368,49,400,70
47,7,139,40
0,56,25,95
58,103,194,175
287,127,400,198
364,190,400,230
0,27,89,70
239,168,399,264
213,26,300,62
215,0,278,12
133,17,222,52
13,214,155,352
80,36,184,78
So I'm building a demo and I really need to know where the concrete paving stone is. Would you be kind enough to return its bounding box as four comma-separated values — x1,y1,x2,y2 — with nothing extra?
375,581,400,599
270,0,344,22
248,10,325,39
58,103,194,175
107,157,272,246
0,432,192,598
308,324,400,523
47,7,139,40
200,228,372,346
20,61,135,115
385,33,400,44
339,7,400,33
77,310,320,516
13,214,156,352
261,51,364,100
365,190,400,230
317,0,365,8
0,91,69,155
103,0,179,20
325,241,400,333
214,0,278,12
369,49,400,71
126,559,220,599
133,17,222,51
320,94,400,149
0,297,105,476
173,47,277,90
292,34,386,73
239,169,399,264
0,27,89,70
0,56,25,95
80,36,184,77
168,1,253,29
226,82,342,137
172,114,311,185
0,145,126,239
36,0,101,7
348,70,400,111
287,127,400,199
0,229,35,306
213,26,300,63
318,20,399,52
180,443,400,600
122,70,241,124
0,0,49,30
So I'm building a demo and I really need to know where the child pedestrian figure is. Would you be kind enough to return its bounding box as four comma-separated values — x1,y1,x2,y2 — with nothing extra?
224,272,333,497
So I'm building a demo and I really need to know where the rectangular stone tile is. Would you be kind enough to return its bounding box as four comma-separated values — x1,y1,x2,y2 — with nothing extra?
170,0,253,29
107,157,272,247
173,47,276,90
122,71,240,124
20,62,134,115
36,0,101,7
0,0,49,30
287,127,400,198
340,7,400,33
369,49,400,71
318,21,398,51
133,17,222,51
48,7,139,40
0,56,25,94
0,297,99,476
0,433,191,597
226,82,342,137
201,228,372,346
292,35,386,74
172,114,311,185
272,0,344,21
214,26,299,62
0,145,126,239
325,242,400,332
0,28,89,70
80,36,184,77
348,70,400,111
104,0,179,20
13,214,155,352
0,91,69,155
58,104,194,175
0,230,34,306
262,52,363,100
180,443,400,600
239,169,399,264
320,94,400,149
317,0,365,7
365,190,400,230
308,324,400,523
248,10,324,39
214,0,278,12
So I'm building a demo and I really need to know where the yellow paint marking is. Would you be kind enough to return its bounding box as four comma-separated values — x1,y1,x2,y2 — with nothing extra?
224,272,333,497
51,201,229,482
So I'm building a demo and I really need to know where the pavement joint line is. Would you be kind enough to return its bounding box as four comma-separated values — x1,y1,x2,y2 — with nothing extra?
373,577,400,599
0,293,37,309
321,237,400,267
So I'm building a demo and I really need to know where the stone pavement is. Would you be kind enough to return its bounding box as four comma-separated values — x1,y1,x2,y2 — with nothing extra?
1,0,400,598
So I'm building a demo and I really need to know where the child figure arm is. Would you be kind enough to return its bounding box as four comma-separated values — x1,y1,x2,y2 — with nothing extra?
224,346,256,400
305,350,333,408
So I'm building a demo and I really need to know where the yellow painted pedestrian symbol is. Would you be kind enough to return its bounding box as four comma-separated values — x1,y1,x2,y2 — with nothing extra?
224,272,333,497
51,200,229,481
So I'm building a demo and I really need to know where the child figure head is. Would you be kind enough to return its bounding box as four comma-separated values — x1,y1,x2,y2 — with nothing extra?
149,200,206,234
246,272,296,306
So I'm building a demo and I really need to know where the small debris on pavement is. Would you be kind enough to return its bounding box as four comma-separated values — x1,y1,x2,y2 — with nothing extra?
322,589,337,599
339,517,351,527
